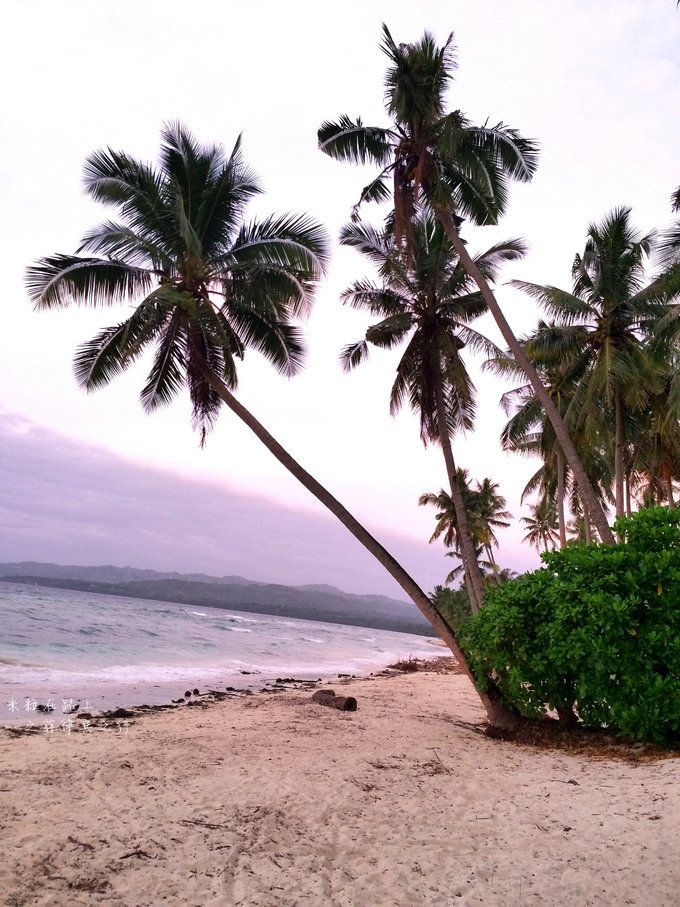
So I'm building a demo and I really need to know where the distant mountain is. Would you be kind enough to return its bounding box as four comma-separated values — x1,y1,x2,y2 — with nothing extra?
0,561,258,586
0,562,435,637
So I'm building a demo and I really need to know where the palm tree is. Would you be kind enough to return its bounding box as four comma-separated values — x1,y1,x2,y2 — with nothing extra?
419,484,480,592
521,498,559,552
490,343,614,546
468,477,512,574
658,187,680,269
628,363,680,507
512,207,679,519
318,23,615,545
25,123,491,718
493,348,579,546
339,212,522,609
419,471,511,590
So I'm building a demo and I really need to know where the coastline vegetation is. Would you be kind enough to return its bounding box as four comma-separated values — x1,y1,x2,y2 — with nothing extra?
25,21,680,739
460,508,680,742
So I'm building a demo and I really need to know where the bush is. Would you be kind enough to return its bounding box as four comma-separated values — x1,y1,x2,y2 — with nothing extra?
459,507,680,742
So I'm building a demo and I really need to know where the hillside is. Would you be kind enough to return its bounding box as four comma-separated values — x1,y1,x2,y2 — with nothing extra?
0,562,435,636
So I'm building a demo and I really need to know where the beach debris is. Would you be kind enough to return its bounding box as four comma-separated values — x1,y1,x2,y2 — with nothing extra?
119,848,153,860
36,703,54,713
104,708,135,719
172,698,185,704
184,690,192,697
311,689,358,712
67,835,95,851
192,688,200,695
387,658,421,673
275,677,320,685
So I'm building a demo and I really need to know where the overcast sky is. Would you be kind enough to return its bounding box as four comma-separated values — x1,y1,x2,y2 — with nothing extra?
1,1,679,597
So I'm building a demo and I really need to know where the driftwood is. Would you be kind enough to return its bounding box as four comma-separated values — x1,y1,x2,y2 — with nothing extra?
311,689,357,712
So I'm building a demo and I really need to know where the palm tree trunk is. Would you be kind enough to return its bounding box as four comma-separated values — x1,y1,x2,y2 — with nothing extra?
583,501,592,544
435,208,615,546
614,387,625,520
201,367,519,729
432,375,487,611
557,449,567,549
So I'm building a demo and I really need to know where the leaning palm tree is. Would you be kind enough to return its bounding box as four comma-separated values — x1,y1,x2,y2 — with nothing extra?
339,212,522,609
319,23,615,545
26,123,496,719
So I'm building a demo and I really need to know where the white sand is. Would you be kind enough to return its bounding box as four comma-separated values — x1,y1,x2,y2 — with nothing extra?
1,663,678,905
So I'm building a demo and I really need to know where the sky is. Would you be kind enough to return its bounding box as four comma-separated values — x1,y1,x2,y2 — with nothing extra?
1,0,679,598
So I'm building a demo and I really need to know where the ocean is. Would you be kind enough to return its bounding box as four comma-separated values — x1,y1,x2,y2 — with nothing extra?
0,582,437,724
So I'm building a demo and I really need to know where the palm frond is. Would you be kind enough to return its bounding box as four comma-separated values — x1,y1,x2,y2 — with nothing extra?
197,133,262,251
509,280,594,323
465,121,539,183
472,238,527,282
438,151,503,226
226,296,306,378
229,212,328,272
656,225,680,270
672,186,680,213
140,311,187,412
26,255,153,309
340,340,370,373
365,313,413,348
83,148,168,245
339,220,392,266
318,116,393,166
451,324,503,358
77,222,172,271
340,283,408,316
73,304,163,390
356,170,393,210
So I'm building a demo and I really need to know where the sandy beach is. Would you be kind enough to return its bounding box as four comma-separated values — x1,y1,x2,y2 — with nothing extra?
1,660,678,906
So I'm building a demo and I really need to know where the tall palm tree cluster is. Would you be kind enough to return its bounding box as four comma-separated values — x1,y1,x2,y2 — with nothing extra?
24,24,680,728
491,204,680,551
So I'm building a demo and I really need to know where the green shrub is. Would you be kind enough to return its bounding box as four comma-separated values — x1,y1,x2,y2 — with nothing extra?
459,507,680,742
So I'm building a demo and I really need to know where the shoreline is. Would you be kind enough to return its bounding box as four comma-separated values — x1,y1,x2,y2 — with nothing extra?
2,661,678,904
1,652,450,730
1,581,441,726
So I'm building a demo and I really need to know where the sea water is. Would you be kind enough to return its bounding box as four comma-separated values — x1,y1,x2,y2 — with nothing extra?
0,582,437,723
